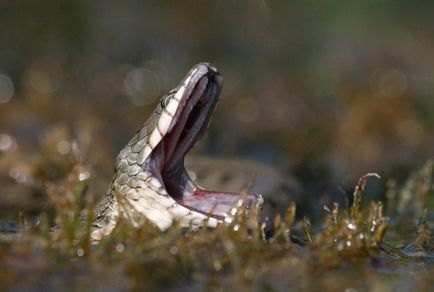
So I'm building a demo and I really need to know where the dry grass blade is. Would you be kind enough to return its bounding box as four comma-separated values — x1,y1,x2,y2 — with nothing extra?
414,209,433,252
351,173,381,222
397,159,433,217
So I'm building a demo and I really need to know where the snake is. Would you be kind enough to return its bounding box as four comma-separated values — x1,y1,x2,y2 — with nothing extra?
92,62,263,240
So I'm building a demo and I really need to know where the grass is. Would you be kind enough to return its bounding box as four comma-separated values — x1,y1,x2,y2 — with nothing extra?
0,136,433,290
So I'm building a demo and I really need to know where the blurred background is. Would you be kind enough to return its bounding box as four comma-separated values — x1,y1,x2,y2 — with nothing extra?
0,1,433,218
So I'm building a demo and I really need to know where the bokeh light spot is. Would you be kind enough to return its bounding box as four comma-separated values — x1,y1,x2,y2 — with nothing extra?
0,74,14,104
116,243,125,253
169,246,178,255
375,68,407,98
235,98,259,123
9,167,27,184
0,133,14,151
124,67,161,105
57,140,71,154
28,59,62,94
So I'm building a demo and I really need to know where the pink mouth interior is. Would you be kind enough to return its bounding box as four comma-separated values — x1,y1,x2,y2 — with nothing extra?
181,189,259,218
149,72,262,219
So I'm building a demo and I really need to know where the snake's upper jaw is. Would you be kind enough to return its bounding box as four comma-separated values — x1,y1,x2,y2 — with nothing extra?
148,64,263,220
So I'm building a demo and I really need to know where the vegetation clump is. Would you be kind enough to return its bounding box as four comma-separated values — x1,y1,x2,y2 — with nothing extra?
0,131,433,290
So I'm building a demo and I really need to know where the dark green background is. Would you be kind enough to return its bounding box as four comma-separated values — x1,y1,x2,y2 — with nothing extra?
1,1,433,201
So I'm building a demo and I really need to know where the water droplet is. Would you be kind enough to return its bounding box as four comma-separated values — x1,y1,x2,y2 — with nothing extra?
236,198,244,208
78,171,90,181
370,222,376,232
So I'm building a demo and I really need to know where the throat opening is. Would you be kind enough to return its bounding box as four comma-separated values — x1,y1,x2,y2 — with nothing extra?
152,76,217,200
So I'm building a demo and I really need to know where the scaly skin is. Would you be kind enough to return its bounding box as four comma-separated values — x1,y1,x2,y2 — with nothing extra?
92,63,259,240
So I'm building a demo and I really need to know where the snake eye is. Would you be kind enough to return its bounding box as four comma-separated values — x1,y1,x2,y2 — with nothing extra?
161,85,180,108
160,95,169,108
160,95,171,108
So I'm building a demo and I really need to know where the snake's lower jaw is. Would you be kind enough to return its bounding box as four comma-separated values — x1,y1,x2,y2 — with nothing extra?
181,190,263,219
90,193,263,242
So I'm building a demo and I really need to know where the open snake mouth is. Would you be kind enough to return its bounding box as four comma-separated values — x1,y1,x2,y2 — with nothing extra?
147,63,262,219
